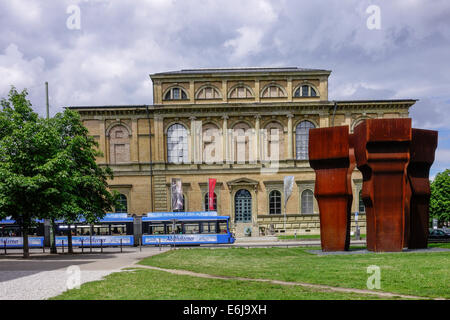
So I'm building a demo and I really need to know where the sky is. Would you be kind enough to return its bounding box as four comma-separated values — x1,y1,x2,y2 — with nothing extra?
0,0,449,177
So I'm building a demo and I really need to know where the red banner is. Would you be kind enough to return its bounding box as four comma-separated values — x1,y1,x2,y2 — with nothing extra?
208,178,216,211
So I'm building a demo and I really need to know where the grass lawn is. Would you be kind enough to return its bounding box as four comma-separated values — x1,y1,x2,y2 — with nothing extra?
139,245,450,299
52,267,404,300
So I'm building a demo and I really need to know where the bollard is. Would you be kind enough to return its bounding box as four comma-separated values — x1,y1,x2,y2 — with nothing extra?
62,240,64,253
139,237,142,252
42,243,45,253
120,238,123,253
101,239,103,253
4,240,6,255
81,239,84,253
159,238,161,251
90,238,92,253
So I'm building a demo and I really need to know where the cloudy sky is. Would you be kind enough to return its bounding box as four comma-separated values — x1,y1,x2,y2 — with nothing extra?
1,0,449,176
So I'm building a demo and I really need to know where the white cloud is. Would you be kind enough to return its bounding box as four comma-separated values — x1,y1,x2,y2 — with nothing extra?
224,27,265,60
0,44,45,97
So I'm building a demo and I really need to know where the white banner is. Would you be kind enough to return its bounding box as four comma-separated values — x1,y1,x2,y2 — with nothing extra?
284,176,295,206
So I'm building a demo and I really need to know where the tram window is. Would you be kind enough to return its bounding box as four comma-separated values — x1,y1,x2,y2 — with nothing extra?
184,223,199,234
218,221,228,234
93,225,110,235
201,222,216,234
111,225,126,235
149,224,165,235
1,227,21,237
76,226,92,236
166,223,182,234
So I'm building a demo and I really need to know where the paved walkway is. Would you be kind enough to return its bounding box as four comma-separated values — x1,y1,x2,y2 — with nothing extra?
0,247,169,300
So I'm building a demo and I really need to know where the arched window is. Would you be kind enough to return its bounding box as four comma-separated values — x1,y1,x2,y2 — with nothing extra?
109,125,131,164
229,85,253,99
301,189,314,214
167,124,188,163
235,189,252,223
164,87,188,100
202,123,221,164
263,122,284,161
295,121,316,160
204,192,217,211
196,86,222,99
232,122,251,163
351,118,369,132
294,85,318,97
269,190,282,215
359,190,366,213
261,84,286,98
115,194,128,213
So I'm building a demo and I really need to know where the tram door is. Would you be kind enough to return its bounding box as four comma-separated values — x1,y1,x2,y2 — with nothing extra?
234,189,252,223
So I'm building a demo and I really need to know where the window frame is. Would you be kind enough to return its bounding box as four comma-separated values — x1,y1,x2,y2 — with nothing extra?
167,123,189,164
269,190,282,215
301,189,314,214
164,87,189,101
295,120,316,160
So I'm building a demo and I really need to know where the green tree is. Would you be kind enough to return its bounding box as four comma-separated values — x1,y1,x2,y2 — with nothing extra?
0,87,118,257
0,87,51,258
430,169,450,226
45,109,118,253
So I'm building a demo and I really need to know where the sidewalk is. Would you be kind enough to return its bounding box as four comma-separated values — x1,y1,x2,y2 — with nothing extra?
0,247,168,300
233,236,366,247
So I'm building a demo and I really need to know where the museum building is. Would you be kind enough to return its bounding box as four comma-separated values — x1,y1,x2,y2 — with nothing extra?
69,67,416,237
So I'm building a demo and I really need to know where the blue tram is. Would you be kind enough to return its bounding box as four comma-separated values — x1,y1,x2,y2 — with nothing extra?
0,218,45,248
54,213,135,247
141,211,235,245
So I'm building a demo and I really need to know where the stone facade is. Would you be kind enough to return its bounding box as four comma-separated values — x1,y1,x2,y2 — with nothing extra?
69,67,415,236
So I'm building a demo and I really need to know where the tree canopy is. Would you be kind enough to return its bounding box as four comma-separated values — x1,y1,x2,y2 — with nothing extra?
430,169,450,224
0,87,118,257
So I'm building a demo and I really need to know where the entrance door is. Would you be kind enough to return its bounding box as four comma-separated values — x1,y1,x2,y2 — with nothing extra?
235,189,252,223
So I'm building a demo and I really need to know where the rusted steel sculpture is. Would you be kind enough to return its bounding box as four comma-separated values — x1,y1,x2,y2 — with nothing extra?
353,118,412,252
347,133,356,245
407,129,438,249
309,126,352,251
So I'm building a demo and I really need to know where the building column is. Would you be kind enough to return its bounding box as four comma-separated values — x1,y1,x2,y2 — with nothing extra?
154,115,164,162
222,115,229,164
100,119,107,164
319,112,329,128
254,115,261,162
189,116,196,164
131,118,138,162
287,113,294,160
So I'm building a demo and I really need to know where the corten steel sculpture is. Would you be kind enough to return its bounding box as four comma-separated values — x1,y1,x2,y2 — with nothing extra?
353,118,412,252
407,129,438,249
309,126,352,251
348,133,356,241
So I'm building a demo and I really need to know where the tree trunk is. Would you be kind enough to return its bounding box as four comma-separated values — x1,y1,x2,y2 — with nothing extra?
22,225,29,259
50,218,57,254
68,224,73,254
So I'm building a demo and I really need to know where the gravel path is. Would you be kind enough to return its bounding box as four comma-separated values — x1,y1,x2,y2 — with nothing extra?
0,247,168,300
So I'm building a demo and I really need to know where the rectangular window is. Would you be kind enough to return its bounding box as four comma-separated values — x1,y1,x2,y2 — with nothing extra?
149,224,165,235
93,225,110,236
218,221,228,234
173,88,180,99
111,225,126,235
201,222,217,234
184,223,199,234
